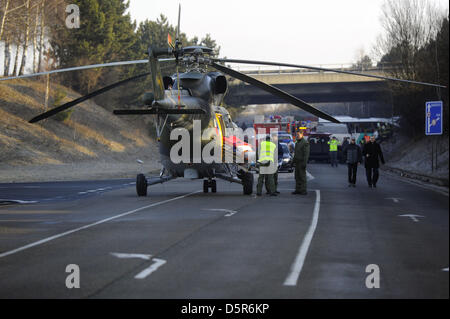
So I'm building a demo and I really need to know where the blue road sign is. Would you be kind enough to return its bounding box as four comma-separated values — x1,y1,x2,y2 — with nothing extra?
425,101,443,135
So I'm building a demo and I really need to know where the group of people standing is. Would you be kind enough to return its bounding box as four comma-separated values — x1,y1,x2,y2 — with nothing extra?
255,131,385,197
256,129,310,196
342,135,385,188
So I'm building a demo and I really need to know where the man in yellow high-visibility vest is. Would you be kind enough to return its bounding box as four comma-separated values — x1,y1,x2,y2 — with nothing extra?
256,135,277,196
328,136,339,167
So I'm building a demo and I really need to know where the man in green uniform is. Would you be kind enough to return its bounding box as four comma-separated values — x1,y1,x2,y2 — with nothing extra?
257,135,277,196
292,129,310,195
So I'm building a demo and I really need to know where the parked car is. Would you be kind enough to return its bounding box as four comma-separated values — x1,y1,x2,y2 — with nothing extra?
307,133,332,163
277,132,295,154
278,142,294,172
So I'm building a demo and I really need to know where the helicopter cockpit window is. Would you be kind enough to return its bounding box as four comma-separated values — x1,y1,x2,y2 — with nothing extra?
167,87,192,97
163,76,174,90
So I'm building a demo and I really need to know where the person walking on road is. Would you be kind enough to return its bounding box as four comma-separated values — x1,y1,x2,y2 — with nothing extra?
362,135,385,188
257,135,277,196
292,129,310,195
344,137,362,187
328,136,339,167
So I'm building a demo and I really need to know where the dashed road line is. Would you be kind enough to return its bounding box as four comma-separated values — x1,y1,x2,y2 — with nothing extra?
111,252,152,260
398,214,425,222
0,199,38,205
306,171,315,181
135,258,167,279
202,208,238,217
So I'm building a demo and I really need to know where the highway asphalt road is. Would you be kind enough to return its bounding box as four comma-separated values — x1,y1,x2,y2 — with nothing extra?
0,164,448,298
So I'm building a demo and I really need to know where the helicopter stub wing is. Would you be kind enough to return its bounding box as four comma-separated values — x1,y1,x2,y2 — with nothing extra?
113,108,206,115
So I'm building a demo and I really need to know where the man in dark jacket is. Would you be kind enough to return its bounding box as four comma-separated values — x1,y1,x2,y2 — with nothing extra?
341,137,350,162
362,136,385,188
344,137,362,187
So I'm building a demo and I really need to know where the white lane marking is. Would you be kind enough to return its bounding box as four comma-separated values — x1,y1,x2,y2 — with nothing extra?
398,214,424,222
135,258,167,279
284,189,320,286
78,186,127,195
202,208,237,217
306,171,315,181
0,191,201,259
442,267,449,272
0,186,41,189
224,211,237,217
386,197,403,203
111,252,152,260
0,199,38,204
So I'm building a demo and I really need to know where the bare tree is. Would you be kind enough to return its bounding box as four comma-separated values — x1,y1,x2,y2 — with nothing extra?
37,0,45,71
3,31,11,75
11,33,21,75
18,0,30,75
374,0,447,80
0,0,10,41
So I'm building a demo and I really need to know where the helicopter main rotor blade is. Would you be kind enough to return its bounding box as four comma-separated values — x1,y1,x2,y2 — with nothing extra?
29,72,150,123
213,58,446,89
0,59,174,82
211,62,340,123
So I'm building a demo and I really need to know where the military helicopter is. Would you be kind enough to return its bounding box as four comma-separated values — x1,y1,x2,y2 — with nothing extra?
1,5,445,197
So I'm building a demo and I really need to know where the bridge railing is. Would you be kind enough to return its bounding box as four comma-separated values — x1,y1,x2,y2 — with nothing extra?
229,62,397,75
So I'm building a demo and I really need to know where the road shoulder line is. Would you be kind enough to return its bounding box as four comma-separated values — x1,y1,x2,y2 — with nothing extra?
284,189,320,286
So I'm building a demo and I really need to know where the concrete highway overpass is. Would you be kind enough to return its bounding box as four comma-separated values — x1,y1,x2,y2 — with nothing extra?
226,68,392,106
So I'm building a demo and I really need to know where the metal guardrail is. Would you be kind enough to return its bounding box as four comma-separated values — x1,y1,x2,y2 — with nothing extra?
382,165,449,187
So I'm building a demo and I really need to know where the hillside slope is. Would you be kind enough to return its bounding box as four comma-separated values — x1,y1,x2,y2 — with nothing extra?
0,78,160,182
381,132,449,186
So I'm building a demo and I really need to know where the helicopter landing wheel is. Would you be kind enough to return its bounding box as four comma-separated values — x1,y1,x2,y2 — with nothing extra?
136,173,148,196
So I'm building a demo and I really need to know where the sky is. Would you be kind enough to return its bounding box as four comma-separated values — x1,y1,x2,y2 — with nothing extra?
128,0,448,67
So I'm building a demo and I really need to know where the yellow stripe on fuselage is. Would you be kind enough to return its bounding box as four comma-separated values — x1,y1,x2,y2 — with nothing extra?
215,113,224,161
